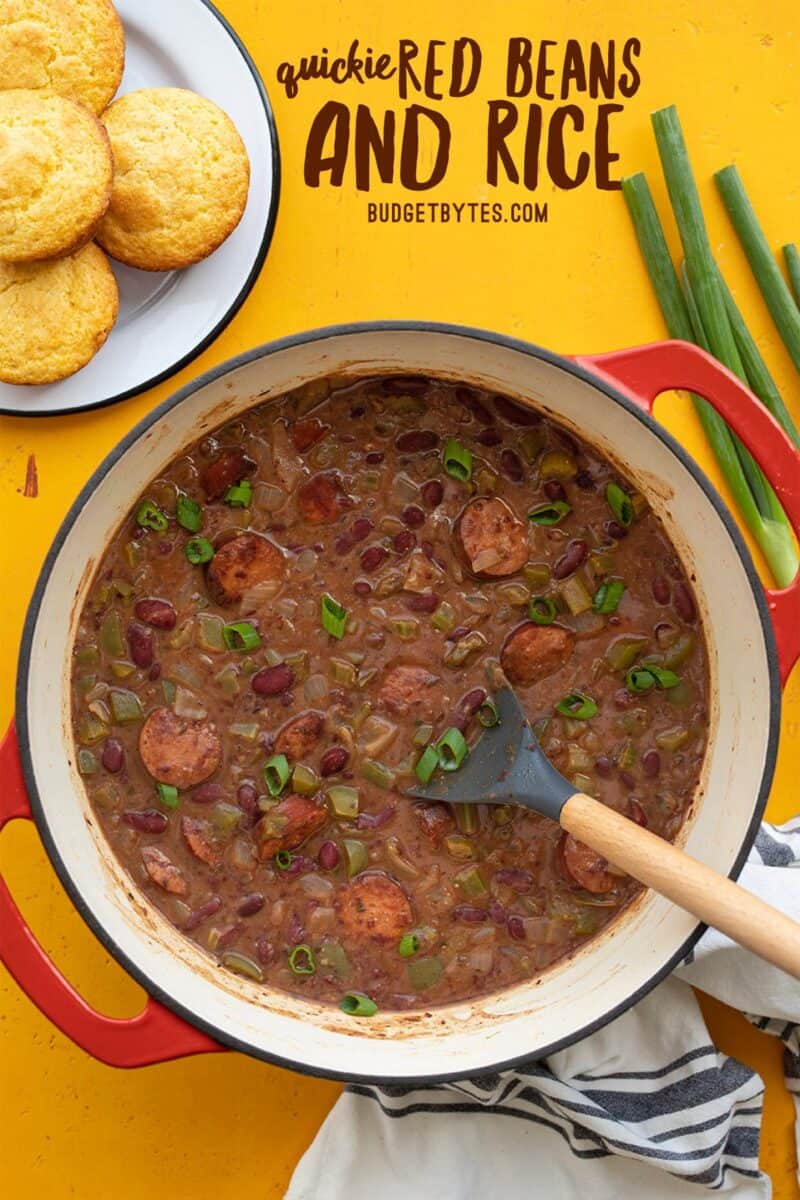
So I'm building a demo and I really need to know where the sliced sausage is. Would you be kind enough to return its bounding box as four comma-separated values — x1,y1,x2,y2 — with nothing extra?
500,622,575,686
377,664,441,720
274,710,325,759
414,803,455,847
206,532,285,605
256,794,328,861
292,418,329,452
181,816,222,867
139,707,222,789
457,497,529,577
201,446,257,502
336,872,413,943
142,846,188,895
561,834,619,894
296,472,351,525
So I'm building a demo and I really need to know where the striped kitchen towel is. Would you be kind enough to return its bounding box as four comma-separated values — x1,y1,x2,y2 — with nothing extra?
287,818,800,1199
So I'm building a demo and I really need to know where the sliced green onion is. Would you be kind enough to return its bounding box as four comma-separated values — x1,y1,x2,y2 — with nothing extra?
593,580,625,615
443,438,473,482
135,499,168,532
176,494,203,532
415,745,439,784
156,782,179,809
528,500,570,526
605,483,633,528
783,244,800,308
186,537,215,565
477,697,500,728
436,727,468,772
288,944,316,976
275,850,293,871
555,692,598,720
398,934,420,958
222,622,261,652
626,668,656,694
529,596,557,625
649,666,681,689
321,593,348,640
339,991,378,1017
263,754,291,797
224,480,253,508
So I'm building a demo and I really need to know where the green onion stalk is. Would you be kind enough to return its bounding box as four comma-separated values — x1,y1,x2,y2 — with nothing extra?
783,244,800,309
621,110,799,587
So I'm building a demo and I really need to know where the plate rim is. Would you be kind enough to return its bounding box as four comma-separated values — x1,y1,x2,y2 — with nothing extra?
0,0,281,420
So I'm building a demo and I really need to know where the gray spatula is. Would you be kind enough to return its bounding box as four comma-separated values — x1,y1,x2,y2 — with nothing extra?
408,684,800,978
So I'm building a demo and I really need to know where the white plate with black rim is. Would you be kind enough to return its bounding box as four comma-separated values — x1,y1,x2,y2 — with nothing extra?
0,0,280,418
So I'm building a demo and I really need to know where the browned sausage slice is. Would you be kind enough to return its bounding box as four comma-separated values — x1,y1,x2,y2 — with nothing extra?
500,622,575,686
206,532,285,605
181,816,222,867
414,803,454,847
139,707,222,789
561,834,619,894
274,710,325,759
292,418,330,452
377,664,441,720
142,846,188,895
296,472,351,525
457,497,529,577
201,446,257,502
336,873,413,943
256,794,328,861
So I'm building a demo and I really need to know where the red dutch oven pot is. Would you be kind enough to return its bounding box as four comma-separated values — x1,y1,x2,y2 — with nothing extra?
1,326,800,1082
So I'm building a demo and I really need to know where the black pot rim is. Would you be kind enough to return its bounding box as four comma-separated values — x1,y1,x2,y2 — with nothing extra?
15,320,781,1085
0,0,281,420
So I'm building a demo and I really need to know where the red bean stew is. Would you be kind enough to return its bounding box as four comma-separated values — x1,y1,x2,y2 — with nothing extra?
71,376,708,1014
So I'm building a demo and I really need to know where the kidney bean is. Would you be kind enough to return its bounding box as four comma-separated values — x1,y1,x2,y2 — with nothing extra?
123,809,168,833
618,769,636,790
365,451,385,465
404,592,440,613
488,900,507,924
192,783,224,804
604,520,628,540
642,749,661,779
393,530,416,554
652,575,671,605
287,913,305,942
628,800,648,827
321,746,350,776
594,755,613,778
252,663,295,696
543,480,567,502
238,893,266,917
256,937,276,965
148,663,162,681
127,621,154,669
383,375,429,395
134,598,177,629
449,713,470,734
553,539,588,579
421,479,444,509
217,923,243,950
475,427,502,446
396,430,439,453
459,687,488,716
287,855,316,876
456,387,493,424
318,841,341,870
613,688,633,710
493,395,540,426
356,806,396,830
351,517,374,542
184,897,222,932
495,868,534,893
575,470,595,491
402,504,425,528
507,914,526,940
102,738,124,774
500,449,525,482
453,905,487,923
353,579,372,597
673,581,696,623
448,625,472,642
334,532,354,555
360,545,388,572
350,405,366,418
237,782,259,816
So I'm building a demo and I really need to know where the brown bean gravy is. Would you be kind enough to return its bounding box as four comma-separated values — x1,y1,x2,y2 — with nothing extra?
71,376,708,1014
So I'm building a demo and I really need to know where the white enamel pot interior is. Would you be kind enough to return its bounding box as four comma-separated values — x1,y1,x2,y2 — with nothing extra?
18,323,779,1083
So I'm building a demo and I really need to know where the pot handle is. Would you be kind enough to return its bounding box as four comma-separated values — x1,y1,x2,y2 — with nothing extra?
575,340,800,685
0,722,223,1068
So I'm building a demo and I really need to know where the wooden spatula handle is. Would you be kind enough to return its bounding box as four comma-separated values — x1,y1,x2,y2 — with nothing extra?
561,792,800,979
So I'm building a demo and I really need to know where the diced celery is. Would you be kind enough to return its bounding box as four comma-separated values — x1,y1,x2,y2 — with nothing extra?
215,664,240,697
616,739,637,770
605,635,649,671
474,467,498,493
443,630,487,667
588,552,616,579
124,541,141,568
496,582,531,606
342,838,368,877
520,429,546,462
110,660,136,679
360,759,396,789
328,785,360,819
112,578,134,600
76,673,97,695
614,708,649,735
375,571,406,600
161,679,177,705
540,450,577,480
666,680,694,709
330,658,357,686
493,805,513,826
454,803,477,834
173,686,207,721
408,956,443,991
292,764,320,795
444,834,475,861
431,601,457,633
285,650,310,681
77,749,99,775
413,724,434,747
523,562,551,588
571,772,594,795
566,744,594,774
197,613,225,652
76,644,100,666
663,632,696,669
559,576,592,615
169,621,194,650
631,492,649,519
386,837,420,879
318,938,351,980
230,722,259,741
655,726,690,752
101,612,124,656
388,618,419,640
221,951,263,982
92,781,119,811
454,865,487,899
264,648,284,667
212,803,242,838
109,689,143,724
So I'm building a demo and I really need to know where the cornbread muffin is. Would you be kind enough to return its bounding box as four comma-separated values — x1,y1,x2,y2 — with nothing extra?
0,242,119,384
0,0,125,115
0,90,114,262
97,88,250,272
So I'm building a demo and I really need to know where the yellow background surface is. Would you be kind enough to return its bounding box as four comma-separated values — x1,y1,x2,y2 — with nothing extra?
1,0,799,1194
